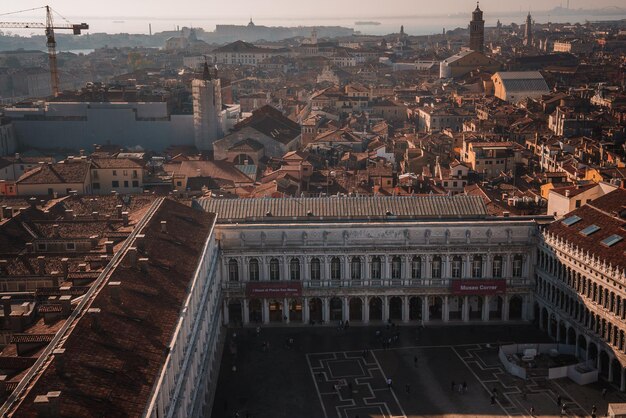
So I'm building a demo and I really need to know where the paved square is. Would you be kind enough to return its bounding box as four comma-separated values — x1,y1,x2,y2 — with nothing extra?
211,324,626,417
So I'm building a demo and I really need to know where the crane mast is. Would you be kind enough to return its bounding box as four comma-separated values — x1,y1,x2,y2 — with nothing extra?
0,6,88,98
45,6,60,96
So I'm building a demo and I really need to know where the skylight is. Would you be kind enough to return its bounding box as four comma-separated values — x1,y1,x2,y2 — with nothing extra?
601,234,624,247
580,225,600,236
562,215,581,226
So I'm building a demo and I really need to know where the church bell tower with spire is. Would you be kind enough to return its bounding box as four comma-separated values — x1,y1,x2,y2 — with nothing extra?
469,2,485,52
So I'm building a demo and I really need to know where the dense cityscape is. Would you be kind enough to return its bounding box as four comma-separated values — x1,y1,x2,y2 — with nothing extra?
0,1,625,417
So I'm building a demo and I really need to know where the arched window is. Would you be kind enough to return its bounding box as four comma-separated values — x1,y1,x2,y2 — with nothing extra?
269,258,280,281
371,256,382,279
331,257,341,280
290,258,300,281
351,257,361,280
228,259,239,282
472,255,482,278
249,258,259,281
310,258,321,280
391,256,402,279
432,256,442,278
451,256,463,278
513,255,523,277
492,256,503,278
411,256,421,279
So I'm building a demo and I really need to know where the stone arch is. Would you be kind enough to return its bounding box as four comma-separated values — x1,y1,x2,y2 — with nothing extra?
558,320,567,344
588,341,599,363
369,297,383,321
309,298,323,323
288,298,302,322
409,296,422,321
349,297,363,321
249,298,262,323
268,299,283,322
567,326,576,345
448,296,463,320
389,296,403,321
509,295,523,320
541,307,549,331
329,297,343,321
429,296,443,321
228,299,242,324
468,296,483,320
577,334,587,359
549,312,558,338
611,358,621,385
489,295,503,320
599,350,610,379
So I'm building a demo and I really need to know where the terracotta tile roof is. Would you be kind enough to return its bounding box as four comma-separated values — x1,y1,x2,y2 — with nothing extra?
545,188,626,271
17,161,90,185
90,158,143,169
197,195,488,223
173,160,252,184
232,105,300,145
10,334,55,344
7,198,217,418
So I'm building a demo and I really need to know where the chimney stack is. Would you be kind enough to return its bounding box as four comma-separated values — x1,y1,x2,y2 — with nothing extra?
37,256,46,275
116,205,123,218
138,258,149,273
0,375,6,396
127,247,138,268
59,295,72,317
122,211,129,226
565,189,571,197
135,234,145,252
52,224,59,238
26,242,33,253
2,207,13,219
52,348,66,374
105,241,114,255
64,209,74,220
160,220,167,234
61,258,69,279
92,211,99,220
28,197,38,209
108,281,121,302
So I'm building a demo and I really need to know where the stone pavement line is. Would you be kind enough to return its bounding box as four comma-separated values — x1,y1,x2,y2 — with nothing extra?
370,350,408,418
451,346,512,417
307,352,330,418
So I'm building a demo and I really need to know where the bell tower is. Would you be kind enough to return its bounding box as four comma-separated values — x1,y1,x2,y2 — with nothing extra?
469,2,485,52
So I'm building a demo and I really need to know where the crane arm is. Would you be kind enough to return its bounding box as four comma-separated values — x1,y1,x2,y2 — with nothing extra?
0,22,88,32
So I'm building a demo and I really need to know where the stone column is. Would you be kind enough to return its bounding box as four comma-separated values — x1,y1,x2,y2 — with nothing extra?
402,296,409,323
443,255,450,279
506,254,513,278
343,255,350,282
443,296,449,322
404,255,411,282
343,297,349,322
364,256,370,282
324,256,331,281
303,257,310,282
485,253,492,278
464,255,471,279
262,299,270,324
284,298,290,324
383,296,389,322
323,298,330,323
243,299,250,325
556,321,561,342
425,255,432,279
223,300,230,325
463,296,469,322
303,297,309,324
422,296,429,322
364,297,370,324
262,258,269,281
482,295,490,321
502,297,509,321
282,257,289,281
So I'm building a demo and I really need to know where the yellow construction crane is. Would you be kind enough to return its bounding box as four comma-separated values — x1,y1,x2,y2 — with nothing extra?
0,6,88,96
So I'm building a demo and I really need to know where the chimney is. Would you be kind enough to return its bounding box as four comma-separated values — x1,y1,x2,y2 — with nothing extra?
78,263,87,272
28,197,38,209
122,211,129,226
26,242,33,253
2,296,11,323
52,224,59,238
160,220,167,234
3,207,12,219
37,256,46,275
0,375,6,396
138,258,149,273
135,234,145,252
89,235,98,249
108,281,121,302
565,189,571,197
59,295,72,317
92,211,99,220
503,211,510,217
127,247,138,268
88,308,101,331
61,258,69,278
52,348,65,374
116,205,123,218
64,209,74,220
50,271,61,287
105,241,114,255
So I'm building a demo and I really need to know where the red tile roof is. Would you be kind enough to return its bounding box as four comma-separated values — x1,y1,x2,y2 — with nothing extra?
7,198,216,417
17,161,90,185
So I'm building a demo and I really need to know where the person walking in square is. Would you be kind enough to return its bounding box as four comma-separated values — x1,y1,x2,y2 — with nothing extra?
387,377,392,389
556,395,562,407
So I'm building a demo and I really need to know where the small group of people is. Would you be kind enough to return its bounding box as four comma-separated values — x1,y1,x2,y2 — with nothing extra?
451,381,468,394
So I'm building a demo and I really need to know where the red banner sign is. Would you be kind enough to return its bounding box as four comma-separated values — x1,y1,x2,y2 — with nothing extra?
451,279,506,295
246,282,302,298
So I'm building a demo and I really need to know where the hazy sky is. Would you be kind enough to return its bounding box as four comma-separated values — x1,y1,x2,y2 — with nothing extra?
6,0,623,19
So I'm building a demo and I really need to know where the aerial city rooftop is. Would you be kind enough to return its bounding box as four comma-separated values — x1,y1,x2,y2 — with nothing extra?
0,1,625,417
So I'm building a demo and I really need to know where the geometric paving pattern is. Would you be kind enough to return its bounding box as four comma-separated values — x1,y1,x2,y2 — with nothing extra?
453,344,589,417
307,351,406,418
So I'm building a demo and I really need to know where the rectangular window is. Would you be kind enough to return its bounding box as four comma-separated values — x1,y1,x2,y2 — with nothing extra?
112,181,119,188
513,257,523,277
65,242,76,251
132,181,139,187
492,258,502,278
124,181,129,188
575,200,581,208
432,259,442,278
451,259,462,278
112,170,117,176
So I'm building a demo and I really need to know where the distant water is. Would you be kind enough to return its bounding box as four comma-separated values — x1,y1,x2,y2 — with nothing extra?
9,12,626,37
75,12,626,36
